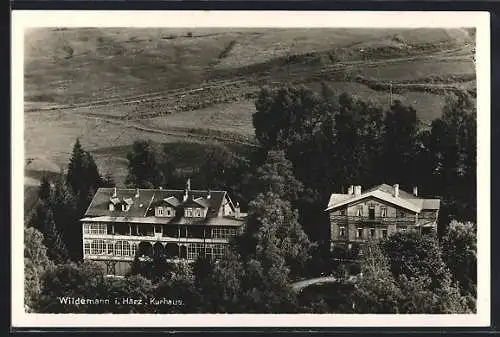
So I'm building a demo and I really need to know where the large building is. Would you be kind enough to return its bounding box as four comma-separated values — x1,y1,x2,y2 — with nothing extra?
80,180,246,276
325,184,440,252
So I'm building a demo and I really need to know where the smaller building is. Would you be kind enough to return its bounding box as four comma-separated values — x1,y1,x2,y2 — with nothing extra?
325,184,440,252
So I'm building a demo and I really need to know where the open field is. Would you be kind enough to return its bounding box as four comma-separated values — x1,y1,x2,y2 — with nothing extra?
24,27,476,191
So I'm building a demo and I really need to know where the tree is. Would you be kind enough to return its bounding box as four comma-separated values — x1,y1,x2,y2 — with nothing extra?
50,175,81,260
38,175,52,202
196,145,251,207
441,221,477,298
253,85,323,151
426,92,476,223
66,138,102,201
38,261,107,313
251,150,303,202
103,275,155,313
125,140,165,188
381,231,470,313
354,241,402,313
381,100,420,187
381,231,449,291
240,191,313,278
24,227,54,312
195,248,245,313
40,208,69,264
331,92,384,187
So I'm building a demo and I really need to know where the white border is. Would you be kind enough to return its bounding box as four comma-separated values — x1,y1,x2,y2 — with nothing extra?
12,10,491,328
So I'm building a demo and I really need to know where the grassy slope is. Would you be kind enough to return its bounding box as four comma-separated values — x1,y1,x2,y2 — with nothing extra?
24,28,475,187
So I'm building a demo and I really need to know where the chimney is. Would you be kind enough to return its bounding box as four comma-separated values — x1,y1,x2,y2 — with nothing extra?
348,185,354,195
413,186,418,197
112,187,117,198
235,202,240,218
354,185,362,196
135,188,140,198
393,184,399,198
206,190,211,199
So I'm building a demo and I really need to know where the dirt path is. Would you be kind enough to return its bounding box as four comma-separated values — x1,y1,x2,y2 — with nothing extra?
68,111,260,148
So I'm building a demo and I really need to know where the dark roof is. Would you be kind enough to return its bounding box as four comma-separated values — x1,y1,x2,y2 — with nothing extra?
85,188,226,219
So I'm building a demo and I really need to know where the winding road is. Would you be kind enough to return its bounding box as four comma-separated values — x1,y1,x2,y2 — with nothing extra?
291,275,358,291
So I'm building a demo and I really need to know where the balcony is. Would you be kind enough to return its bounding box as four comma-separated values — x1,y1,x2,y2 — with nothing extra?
330,215,416,226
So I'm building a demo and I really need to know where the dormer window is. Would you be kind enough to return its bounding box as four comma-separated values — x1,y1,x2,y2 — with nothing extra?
122,204,127,211
185,208,193,217
166,208,172,217
156,206,164,216
356,206,363,217
109,203,115,211
195,208,202,217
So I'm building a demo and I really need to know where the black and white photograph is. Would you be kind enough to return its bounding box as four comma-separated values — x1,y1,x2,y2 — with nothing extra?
12,11,490,327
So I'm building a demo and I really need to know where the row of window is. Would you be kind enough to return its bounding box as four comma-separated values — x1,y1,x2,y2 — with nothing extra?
83,223,107,235
211,227,239,239
338,226,408,239
83,223,239,239
339,207,407,218
187,243,226,260
84,240,137,257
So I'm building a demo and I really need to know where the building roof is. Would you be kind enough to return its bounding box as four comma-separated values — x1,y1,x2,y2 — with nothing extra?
84,188,229,220
325,184,440,213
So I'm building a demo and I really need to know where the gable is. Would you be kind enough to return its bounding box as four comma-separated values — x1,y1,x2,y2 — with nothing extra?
326,190,422,213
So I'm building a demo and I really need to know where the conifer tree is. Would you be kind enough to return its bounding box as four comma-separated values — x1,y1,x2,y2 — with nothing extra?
125,140,165,188
40,208,69,264
24,227,54,312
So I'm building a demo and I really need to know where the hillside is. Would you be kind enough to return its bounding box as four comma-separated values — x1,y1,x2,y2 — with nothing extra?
24,27,476,186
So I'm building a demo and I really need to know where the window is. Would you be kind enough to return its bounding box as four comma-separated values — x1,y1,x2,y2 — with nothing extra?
109,203,114,211
156,207,163,216
339,208,346,216
381,207,387,217
154,225,162,234
195,208,202,217
368,208,375,220
107,242,114,255
122,204,127,211
382,229,388,239
166,208,172,217
90,240,105,255
211,227,238,239
131,243,137,257
115,241,123,256
84,242,91,255
85,223,107,235
398,210,406,217
356,206,363,217
122,241,131,256
185,208,193,217
212,244,226,260
370,228,376,238
356,228,363,239
187,243,204,260
339,226,346,238
107,224,114,235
